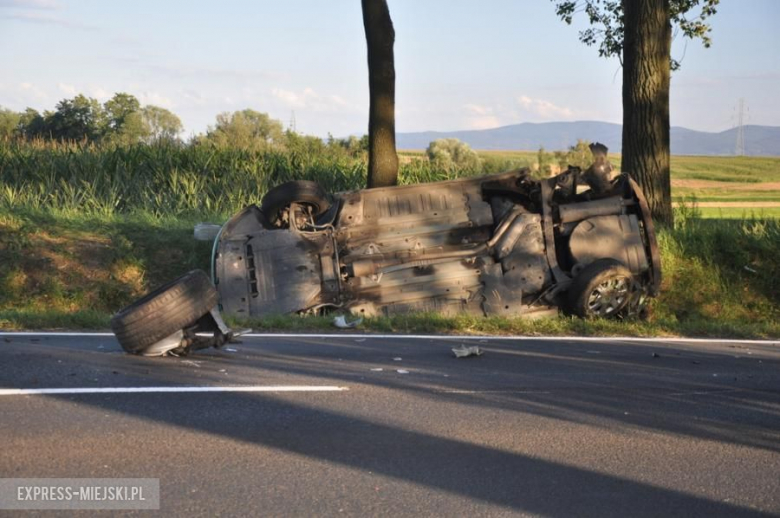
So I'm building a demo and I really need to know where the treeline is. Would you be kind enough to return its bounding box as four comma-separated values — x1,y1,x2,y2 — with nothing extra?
0,92,372,155
0,93,182,145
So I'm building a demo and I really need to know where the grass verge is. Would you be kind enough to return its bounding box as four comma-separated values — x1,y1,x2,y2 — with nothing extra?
1,207,777,338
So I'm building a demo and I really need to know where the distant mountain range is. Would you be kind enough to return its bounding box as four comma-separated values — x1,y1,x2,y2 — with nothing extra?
395,121,780,156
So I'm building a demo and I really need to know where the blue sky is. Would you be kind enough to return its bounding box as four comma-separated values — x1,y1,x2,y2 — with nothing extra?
1,0,778,137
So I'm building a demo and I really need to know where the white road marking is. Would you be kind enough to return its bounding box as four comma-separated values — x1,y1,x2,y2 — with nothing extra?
0,386,348,396
0,331,776,345
440,390,552,394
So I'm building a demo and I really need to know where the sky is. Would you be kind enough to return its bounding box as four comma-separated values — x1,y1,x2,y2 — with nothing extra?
1,0,778,138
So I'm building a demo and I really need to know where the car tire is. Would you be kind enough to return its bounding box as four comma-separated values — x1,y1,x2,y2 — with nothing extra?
110,270,218,354
568,259,633,318
261,181,331,224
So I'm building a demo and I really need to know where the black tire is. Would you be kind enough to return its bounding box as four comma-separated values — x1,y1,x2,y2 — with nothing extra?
568,259,633,318
110,270,218,354
261,181,331,223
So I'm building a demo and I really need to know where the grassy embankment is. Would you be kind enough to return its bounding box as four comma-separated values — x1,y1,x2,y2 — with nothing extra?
1,140,778,337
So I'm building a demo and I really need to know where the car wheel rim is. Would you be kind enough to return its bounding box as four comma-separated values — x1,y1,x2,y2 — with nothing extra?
587,277,630,316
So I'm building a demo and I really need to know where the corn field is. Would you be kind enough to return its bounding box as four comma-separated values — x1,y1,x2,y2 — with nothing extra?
0,140,526,217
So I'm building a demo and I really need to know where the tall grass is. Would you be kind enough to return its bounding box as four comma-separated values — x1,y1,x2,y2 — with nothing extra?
0,139,512,217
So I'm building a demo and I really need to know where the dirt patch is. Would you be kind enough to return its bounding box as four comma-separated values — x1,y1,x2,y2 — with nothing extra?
32,231,113,280
672,180,780,191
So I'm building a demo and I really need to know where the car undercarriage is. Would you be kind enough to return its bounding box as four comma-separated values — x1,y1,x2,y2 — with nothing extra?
212,143,661,321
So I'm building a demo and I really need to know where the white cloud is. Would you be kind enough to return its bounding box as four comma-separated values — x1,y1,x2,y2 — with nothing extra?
272,88,306,109
466,115,502,130
137,91,174,108
0,82,50,109
57,82,76,96
464,103,491,116
271,87,356,113
88,86,111,102
516,95,575,120
460,103,503,129
181,90,207,107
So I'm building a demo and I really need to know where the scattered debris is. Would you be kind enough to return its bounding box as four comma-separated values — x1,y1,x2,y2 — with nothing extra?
691,360,701,365
652,352,660,358
182,360,201,368
370,368,384,372
333,315,363,329
452,345,484,358
396,369,409,374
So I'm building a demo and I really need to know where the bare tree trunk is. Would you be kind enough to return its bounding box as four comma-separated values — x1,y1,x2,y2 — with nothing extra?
621,0,673,226
362,0,399,188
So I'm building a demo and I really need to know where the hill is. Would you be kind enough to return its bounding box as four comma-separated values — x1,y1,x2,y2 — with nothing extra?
396,121,780,156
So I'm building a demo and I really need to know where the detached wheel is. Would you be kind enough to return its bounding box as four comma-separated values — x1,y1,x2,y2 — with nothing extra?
568,259,633,318
110,270,218,354
261,181,331,224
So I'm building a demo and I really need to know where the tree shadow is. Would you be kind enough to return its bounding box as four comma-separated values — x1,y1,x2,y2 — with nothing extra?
1,335,778,516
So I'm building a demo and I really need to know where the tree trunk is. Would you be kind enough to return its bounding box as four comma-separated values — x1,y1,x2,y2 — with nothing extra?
362,0,399,188
621,0,673,226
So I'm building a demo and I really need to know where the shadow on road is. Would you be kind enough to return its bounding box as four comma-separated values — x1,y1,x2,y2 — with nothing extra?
2,335,779,516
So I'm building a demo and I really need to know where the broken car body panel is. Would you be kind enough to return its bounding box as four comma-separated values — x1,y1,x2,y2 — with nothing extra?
213,144,661,319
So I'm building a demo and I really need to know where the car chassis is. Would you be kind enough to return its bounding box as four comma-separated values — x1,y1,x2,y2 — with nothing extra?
212,144,661,321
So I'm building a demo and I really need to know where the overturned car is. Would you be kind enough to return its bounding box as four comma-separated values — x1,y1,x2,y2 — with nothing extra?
213,143,661,321
111,144,661,355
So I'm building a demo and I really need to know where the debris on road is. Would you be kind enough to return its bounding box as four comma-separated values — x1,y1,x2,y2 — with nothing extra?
452,345,484,358
370,368,383,372
393,357,402,361
333,315,363,329
397,369,409,374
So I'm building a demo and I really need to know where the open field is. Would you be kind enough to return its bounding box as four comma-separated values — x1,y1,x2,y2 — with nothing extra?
401,150,780,217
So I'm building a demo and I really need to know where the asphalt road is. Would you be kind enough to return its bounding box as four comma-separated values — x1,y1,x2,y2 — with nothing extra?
1,333,779,517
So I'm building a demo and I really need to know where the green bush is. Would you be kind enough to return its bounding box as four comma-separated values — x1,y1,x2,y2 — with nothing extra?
425,138,482,173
